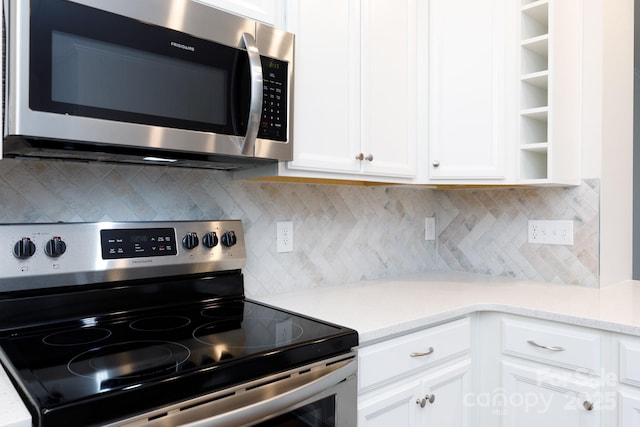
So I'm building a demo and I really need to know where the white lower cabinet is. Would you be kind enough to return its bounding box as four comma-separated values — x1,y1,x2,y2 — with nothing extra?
501,361,600,427
359,359,470,426
614,336,640,426
499,316,602,427
618,389,640,426
357,318,472,427
359,313,640,426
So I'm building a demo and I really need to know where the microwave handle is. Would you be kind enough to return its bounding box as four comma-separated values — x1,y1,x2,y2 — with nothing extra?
240,33,263,156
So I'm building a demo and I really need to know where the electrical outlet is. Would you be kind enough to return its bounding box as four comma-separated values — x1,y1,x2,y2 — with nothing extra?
276,221,294,253
528,220,574,245
425,217,436,241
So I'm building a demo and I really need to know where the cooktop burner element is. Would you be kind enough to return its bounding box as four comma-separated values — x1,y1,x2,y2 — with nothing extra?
68,341,191,382
0,220,358,427
43,328,112,347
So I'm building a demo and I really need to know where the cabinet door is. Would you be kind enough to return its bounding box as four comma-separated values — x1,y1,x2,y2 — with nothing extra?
426,0,506,180
619,390,640,427
285,0,361,175
360,0,417,178
358,379,422,427
421,359,472,427
501,361,600,427
193,0,281,25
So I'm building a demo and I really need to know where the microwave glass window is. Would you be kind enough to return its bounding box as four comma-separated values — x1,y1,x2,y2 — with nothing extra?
51,31,227,126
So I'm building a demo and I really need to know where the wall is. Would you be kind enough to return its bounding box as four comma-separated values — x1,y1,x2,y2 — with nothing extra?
582,0,634,285
0,158,600,296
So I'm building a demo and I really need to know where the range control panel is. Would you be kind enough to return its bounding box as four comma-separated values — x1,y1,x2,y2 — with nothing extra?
101,228,178,259
0,220,246,292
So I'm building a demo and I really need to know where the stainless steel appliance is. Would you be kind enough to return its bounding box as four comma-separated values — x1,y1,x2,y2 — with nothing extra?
0,221,357,426
3,0,294,170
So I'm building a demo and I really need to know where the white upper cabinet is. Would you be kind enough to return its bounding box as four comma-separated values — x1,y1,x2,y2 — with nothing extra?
420,0,511,182
193,0,283,26
359,0,417,179
283,0,361,176
266,0,417,183
238,0,582,186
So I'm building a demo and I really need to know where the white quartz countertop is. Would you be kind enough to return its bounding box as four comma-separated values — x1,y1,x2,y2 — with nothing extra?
0,365,31,427
255,272,640,345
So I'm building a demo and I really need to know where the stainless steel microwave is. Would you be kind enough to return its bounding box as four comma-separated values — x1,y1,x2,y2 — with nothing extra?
2,0,294,169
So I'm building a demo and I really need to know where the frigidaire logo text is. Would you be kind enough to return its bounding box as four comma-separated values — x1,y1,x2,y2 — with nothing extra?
171,41,195,52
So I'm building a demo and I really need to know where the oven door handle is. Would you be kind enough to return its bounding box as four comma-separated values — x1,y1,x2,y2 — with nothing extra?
182,358,356,427
239,32,263,156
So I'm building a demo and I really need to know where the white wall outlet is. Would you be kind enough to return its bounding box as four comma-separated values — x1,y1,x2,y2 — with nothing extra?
276,221,294,253
528,220,574,245
425,217,436,241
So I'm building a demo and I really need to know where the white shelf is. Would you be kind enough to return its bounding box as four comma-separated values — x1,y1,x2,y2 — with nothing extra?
521,70,548,89
521,34,549,56
519,142,548,152
521,106,548,121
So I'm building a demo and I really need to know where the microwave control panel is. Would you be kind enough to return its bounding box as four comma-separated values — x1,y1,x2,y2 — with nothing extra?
259,56,288,142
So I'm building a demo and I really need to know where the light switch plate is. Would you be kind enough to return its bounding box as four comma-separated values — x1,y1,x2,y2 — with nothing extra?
425,217,436,241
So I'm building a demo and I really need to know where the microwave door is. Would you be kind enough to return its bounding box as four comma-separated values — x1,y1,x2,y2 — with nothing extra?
16,0,262,159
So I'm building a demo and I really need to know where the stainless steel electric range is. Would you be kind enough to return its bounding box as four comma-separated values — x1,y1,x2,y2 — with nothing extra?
0,220,358,426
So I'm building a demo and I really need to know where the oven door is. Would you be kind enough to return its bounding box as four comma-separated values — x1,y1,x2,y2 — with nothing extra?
107,354,357,427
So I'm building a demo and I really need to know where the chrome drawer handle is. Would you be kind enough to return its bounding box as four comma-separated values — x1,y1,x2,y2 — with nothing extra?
410,347,434,357
527,340,565,352
583,401,594,411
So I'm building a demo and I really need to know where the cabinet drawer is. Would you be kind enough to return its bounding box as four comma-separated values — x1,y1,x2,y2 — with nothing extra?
502,318,600,372
619,338,640,387
358,317,470,391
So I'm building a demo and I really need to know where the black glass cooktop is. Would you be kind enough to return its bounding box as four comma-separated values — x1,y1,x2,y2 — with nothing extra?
0,274,358,426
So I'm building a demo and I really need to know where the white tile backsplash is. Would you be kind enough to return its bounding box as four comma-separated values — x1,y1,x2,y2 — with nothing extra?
0,158,600,295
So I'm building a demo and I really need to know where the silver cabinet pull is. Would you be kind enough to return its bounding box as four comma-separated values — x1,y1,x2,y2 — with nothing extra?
416,394,435,408
432,160,440,167
410,347,434,357
356,153,374,161
527,340,565,352
583,401,594,411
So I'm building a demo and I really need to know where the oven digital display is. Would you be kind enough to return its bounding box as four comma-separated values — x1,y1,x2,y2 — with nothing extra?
100,228,177,259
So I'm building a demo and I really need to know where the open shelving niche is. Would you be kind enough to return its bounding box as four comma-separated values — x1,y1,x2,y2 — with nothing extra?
519,0,549,181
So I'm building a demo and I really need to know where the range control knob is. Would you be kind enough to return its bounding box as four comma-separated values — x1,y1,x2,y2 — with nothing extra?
221,231,237,247
181,232,199,250
13,237,36,259
202,232,219,248
44,236,67,258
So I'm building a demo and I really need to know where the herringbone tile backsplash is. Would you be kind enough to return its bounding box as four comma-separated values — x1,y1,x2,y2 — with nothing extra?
0,158,599,295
